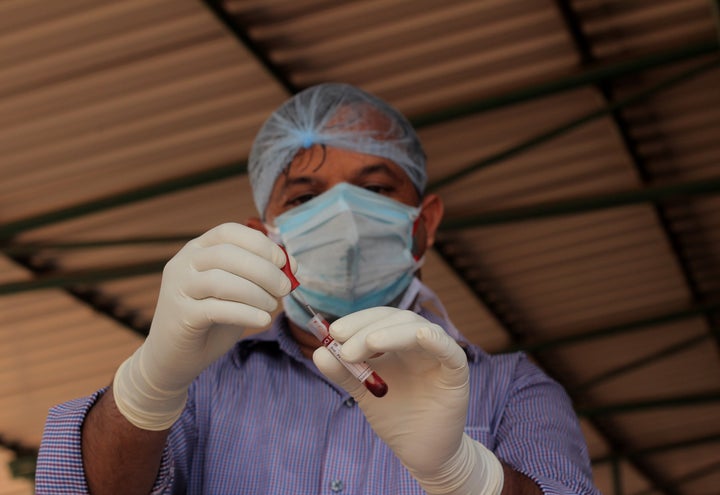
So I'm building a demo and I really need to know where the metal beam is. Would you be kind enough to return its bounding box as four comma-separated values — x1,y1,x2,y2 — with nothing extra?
439,175,720,230
0,235,194,255
506,302,720,353
9,180,714,293
1,235,184,335
0,260,167,296
611,457,623,495
202,0,298,94
0,161,245,240
409,40,719,129
427,57,720,192
632,461,720,495
592,433,720,464
576,391,720,417
5,249,153,335
573,331,716,392
3,178,711,292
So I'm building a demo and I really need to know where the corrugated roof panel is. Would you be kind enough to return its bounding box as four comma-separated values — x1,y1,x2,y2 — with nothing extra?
0,290,140,446
592,461,658,495
421,89,605,182
40,244,179,273
0,259,30,285
586,345,720,403
0,1,287,224
422,96,646,218
611,404,720,448
232,0,581,113
0,0,100,31
670,199,720,299
0,2,215,96
421,250,510,352
549,318,709,386
580,418,611,458
645,442,720,490
620,462,657,495
576,0,715,59
616,60,720,181
680,471,720,495
449,206,691,336
283,7,565,82
96,276,161,329
15,177,257,246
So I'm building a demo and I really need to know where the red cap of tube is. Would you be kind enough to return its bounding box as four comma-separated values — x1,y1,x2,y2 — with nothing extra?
279,246,300,291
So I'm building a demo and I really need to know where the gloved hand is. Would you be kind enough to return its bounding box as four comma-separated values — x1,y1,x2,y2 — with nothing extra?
313,307,504,495
113,223,295,431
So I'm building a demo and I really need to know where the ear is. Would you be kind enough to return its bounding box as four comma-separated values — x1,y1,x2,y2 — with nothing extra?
412,193,444,256
246,217,268,235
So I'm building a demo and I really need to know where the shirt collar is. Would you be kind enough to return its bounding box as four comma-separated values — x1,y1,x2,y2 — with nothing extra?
235,279,481,363
234,315,304,359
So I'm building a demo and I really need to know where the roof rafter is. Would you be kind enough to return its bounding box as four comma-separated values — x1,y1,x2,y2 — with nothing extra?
427,57,720,192
202,0,299,94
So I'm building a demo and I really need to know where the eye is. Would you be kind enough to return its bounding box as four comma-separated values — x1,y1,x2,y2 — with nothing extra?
363,184,395,195
285,193,316,208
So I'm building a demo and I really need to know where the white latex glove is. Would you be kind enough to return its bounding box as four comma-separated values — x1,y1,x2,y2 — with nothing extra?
313,307,503,495
113,223,295,430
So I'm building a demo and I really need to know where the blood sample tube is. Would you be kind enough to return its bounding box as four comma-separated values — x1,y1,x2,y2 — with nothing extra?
279,246,388,398
305,309,388,397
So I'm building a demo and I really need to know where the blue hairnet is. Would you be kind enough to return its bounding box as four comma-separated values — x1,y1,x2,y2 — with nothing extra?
248,83,427,218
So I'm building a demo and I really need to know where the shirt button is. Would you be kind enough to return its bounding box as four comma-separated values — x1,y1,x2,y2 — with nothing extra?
343,397,355,407
330,479,344,492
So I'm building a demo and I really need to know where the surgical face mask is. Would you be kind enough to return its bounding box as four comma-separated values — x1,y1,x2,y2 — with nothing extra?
266,183,423,327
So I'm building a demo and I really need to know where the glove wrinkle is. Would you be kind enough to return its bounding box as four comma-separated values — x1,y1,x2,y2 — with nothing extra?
112,223,295,432
414,435,504,495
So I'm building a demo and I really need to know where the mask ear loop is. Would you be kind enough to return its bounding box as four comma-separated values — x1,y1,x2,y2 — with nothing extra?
264,223,283,244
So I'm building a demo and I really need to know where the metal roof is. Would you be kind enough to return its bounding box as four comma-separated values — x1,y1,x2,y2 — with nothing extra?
1,1,719,493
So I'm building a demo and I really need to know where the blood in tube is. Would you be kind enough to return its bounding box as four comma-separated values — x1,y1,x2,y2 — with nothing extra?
279,246,388,398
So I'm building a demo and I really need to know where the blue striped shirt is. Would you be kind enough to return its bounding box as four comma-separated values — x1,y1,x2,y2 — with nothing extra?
36,288,599,495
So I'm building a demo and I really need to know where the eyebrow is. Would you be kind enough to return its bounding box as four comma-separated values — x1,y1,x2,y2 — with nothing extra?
353,162,404,181
281,175,319,189
279,162,403,193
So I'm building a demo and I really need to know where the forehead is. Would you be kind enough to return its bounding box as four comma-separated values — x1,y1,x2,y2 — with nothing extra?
279,145,411,184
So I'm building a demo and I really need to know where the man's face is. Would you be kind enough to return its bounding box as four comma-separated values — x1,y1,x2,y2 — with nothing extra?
260,145,444,258
264,145,421,224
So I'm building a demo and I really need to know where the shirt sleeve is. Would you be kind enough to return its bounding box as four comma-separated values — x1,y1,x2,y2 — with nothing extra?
494,354,601,495
35,388,175,495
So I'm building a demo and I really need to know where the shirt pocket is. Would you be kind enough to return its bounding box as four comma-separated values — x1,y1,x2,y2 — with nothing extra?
465,425,496,450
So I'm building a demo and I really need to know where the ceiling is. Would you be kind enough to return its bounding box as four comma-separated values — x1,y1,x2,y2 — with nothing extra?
1,1,719,494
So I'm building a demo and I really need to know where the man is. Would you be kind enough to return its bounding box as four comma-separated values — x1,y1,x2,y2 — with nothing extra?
36,83,599,495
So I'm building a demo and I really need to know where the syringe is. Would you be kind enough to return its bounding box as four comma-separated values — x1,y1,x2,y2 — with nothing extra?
279,247,388,398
